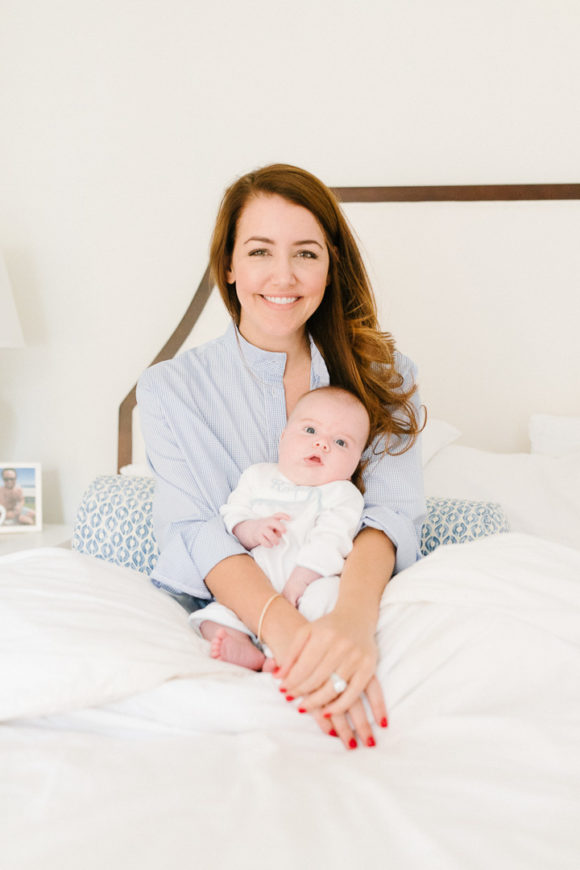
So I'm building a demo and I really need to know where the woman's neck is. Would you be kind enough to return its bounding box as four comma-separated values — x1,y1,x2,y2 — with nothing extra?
282,337,312,419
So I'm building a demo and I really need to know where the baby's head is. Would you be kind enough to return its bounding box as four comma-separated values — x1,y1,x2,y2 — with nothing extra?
278,387,370,487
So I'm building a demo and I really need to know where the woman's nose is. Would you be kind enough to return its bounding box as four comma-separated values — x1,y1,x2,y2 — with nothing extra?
271,257,296,287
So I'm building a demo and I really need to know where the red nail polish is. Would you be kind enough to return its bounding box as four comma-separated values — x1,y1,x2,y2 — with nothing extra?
323,712,332,719
297,707,307,714
328,729,338,737
380,716,388,728
285,695,294,702
366,736,376,747
348,738,357,749
272,667,281,676
279,687,287,693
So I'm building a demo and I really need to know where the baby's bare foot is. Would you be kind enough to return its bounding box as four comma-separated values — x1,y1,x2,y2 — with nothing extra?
210,628,266,671
261,657,277,673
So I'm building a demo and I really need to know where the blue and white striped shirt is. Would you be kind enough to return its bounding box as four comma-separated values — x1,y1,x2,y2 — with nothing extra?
136,323,425,597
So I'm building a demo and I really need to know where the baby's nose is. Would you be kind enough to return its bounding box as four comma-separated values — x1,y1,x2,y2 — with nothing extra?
314,436,329,451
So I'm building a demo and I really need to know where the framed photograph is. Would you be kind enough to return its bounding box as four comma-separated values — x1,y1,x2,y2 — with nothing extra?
0,463,42,533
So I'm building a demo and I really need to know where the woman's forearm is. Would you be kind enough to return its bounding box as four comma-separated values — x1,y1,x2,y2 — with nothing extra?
333,527,396,629
204,553,306,657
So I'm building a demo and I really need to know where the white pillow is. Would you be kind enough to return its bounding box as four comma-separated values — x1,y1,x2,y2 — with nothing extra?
424,445,580,552
529,414,580,457
119,463,154,477
0,548,223,720
421,418,462,466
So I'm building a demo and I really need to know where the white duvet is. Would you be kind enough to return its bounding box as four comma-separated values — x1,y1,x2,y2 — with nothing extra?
1,534,580,870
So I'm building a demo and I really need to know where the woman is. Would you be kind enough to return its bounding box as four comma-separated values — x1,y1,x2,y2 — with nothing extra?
137,163,425,750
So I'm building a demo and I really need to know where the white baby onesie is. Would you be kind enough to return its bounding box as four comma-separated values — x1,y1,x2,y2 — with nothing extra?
189,463,364,642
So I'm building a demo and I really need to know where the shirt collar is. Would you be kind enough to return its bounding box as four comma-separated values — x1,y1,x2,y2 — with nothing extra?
226,322,329,387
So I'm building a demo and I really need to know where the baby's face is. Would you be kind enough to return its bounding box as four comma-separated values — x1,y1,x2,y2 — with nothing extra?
278,391,369,486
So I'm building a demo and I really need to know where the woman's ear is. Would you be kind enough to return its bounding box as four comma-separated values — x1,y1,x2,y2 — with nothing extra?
226,264,235,284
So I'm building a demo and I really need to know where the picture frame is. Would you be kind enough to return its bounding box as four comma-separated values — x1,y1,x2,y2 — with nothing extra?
0,463,42,533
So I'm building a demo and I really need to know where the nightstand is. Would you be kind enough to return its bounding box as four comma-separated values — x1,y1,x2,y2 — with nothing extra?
0,523,72,557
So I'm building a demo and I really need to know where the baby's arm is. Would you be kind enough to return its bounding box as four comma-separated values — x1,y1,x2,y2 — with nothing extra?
233,513,290,550
281,565,322,607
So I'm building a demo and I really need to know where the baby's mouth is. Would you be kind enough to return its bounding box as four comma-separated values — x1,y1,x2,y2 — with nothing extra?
305,455,323,465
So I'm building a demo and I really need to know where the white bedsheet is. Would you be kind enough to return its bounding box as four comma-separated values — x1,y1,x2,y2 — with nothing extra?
1,534,580,869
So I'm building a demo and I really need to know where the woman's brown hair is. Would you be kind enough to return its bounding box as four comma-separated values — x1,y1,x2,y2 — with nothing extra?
209,163,424,456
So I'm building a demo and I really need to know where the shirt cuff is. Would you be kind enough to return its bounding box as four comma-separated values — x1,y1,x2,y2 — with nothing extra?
361,506,423,574
189,514,248,583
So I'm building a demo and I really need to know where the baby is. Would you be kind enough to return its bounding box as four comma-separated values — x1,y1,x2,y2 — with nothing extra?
189,386,370,671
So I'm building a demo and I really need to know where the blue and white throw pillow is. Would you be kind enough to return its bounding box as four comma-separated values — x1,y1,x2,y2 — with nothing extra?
421,496,509,554
73,477,510,575
73,475,159,575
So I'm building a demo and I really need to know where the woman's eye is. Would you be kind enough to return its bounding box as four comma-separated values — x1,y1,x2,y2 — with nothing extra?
249,249,269,257
305,426,316,434
296,250,317,259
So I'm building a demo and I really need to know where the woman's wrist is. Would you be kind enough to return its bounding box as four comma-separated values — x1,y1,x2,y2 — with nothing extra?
260,596,306,659
333,527,395,628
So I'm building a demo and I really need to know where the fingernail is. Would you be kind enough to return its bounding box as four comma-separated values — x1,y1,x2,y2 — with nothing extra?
279,687,287,693
285,695,294,702
348,738,357,750
328,729,338,737
366,736,376,747
272,667,281,676
297,707,307,714
323,712,332,719
380,716,388,728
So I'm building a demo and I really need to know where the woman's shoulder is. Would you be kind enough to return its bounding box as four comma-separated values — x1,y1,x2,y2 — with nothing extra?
137,330,233,391
372,349,417,390
392,349,418,384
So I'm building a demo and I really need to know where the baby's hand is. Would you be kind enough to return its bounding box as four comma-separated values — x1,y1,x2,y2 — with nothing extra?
233,514,290,549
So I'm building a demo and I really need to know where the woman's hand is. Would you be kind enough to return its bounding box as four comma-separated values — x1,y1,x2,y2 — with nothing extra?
274,608,388,749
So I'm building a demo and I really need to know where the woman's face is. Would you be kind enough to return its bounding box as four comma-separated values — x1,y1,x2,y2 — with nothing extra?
226,193,330,351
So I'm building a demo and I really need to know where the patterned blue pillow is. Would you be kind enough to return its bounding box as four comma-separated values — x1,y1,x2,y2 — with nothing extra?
421,496,509,555
73,476,510,574
73,476,159,575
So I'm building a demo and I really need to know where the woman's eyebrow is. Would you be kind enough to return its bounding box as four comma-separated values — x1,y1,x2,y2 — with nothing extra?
244,236,274,245
243,236,323,248
294,239,323,248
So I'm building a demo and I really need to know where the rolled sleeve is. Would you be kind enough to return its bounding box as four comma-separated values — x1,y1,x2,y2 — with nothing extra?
153,514,246,597
360,354,426,573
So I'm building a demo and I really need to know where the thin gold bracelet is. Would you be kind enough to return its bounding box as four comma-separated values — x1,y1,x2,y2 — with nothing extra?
257,593,282,645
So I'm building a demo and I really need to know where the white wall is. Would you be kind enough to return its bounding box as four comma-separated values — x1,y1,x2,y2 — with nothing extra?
1,0,579,523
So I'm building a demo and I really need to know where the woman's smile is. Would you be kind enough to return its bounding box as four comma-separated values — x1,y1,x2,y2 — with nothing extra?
262,295,299,305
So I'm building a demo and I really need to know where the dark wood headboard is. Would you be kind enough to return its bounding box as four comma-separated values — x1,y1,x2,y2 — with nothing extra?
117,182,580,471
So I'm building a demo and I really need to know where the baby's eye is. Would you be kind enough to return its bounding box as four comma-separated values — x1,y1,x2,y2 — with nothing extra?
335,438,347,448
305,426,316,434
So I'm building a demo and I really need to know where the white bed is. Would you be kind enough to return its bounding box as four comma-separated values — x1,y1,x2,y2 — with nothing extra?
2,184,580,869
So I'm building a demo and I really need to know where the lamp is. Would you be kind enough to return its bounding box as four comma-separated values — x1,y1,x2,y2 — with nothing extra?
0,251,24,348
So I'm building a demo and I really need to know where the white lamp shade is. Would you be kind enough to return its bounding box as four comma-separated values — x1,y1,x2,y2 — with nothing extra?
0,252,24,348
